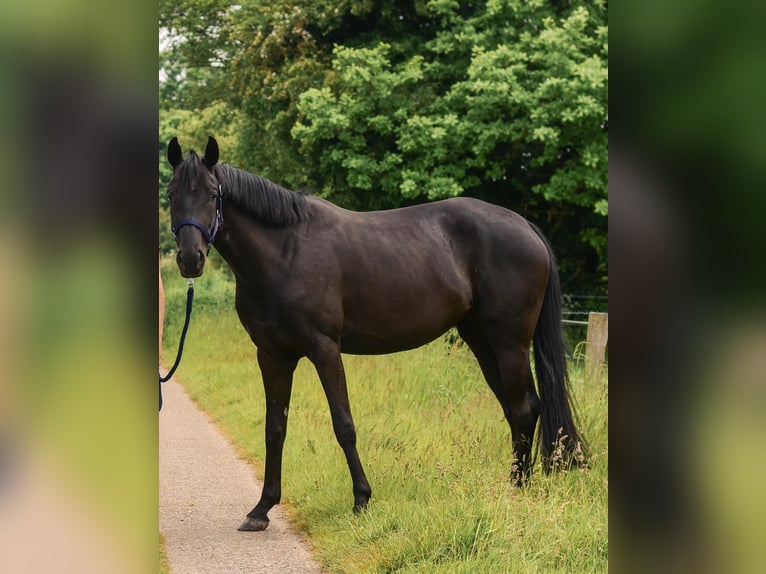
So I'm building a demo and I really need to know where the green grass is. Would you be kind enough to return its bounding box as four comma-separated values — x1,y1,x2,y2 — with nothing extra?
159,533,170,574
161,259,608,573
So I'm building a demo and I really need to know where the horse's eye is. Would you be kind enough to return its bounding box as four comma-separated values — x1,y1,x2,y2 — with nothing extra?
167,193,175,204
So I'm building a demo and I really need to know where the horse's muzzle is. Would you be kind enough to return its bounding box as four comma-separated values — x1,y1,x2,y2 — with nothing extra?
176,248,206,278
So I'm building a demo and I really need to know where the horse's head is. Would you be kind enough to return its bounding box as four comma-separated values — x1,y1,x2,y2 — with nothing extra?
166,136,223,277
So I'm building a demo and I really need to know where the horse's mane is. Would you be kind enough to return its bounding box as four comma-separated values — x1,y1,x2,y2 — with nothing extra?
214,163,311,227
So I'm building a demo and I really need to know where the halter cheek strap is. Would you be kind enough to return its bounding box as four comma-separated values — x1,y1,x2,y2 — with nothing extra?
171,186,224,251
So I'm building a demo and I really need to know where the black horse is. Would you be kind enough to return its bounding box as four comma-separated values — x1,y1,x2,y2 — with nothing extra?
166,136,585,531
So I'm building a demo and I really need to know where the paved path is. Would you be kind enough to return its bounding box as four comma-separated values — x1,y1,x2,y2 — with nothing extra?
160,378,324,574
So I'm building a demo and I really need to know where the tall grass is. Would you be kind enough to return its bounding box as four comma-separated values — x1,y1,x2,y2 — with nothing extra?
161,259,607,573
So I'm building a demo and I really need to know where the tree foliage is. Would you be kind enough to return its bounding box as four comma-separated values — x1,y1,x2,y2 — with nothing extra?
159,0,607,292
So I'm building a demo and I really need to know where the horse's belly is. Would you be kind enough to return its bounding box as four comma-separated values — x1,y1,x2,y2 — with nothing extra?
339,327,447,355
339,294,468,355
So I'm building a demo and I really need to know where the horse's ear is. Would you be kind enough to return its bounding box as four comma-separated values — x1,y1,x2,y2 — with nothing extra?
167,137,183,168
203,136,219,168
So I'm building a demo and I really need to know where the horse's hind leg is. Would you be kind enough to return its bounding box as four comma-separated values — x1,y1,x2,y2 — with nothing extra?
458,320,540,486
495,344,540,485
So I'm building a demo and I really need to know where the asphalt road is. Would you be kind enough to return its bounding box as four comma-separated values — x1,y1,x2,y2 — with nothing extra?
159,378,324,574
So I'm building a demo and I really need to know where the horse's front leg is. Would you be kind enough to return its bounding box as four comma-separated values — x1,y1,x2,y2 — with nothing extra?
238,348,297,531
311,341,372,513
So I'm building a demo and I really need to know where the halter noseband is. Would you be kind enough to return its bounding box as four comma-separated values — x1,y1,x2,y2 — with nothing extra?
171,184,224,252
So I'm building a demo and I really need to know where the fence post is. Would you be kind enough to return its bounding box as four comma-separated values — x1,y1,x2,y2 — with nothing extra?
584,312,608,384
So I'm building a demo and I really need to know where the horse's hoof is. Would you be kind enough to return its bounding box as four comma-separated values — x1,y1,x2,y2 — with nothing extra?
238,516,269,531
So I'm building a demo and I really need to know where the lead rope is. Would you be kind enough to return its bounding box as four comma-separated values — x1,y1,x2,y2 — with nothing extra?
159,278,195,410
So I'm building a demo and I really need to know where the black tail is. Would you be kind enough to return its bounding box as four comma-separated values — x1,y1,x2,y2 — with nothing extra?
529,224,587,471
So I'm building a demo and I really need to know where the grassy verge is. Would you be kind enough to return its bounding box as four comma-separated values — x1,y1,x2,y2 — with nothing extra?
161,258,608,573
159,533,170,574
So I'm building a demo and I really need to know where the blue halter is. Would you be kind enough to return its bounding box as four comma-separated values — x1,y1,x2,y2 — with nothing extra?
171,184,224,251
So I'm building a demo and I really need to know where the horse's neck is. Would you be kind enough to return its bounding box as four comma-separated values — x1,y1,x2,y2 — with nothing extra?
214,204,291,280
